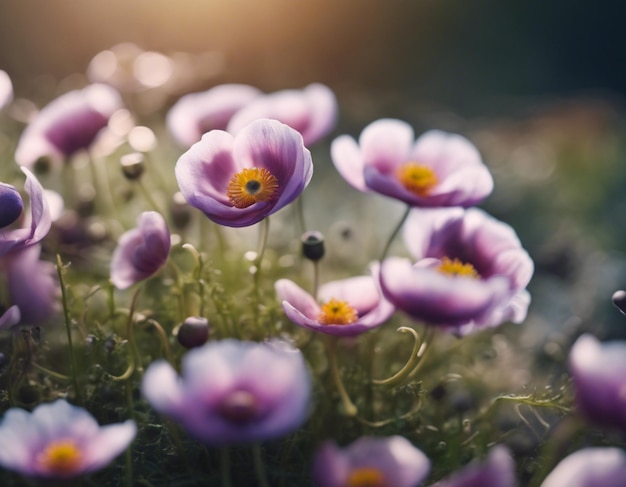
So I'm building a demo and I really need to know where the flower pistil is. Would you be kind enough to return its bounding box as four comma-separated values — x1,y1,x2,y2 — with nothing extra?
318,299,359,325
437,256,479,278
227,167,279,208
395,162,438,197
37,440,83,476
346,467,387,487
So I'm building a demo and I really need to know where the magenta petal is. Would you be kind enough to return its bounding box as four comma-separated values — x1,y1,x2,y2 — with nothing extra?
360,119,414,174
0,306,21,331
540,448,626,487
331,135,368,191
275,279,321,320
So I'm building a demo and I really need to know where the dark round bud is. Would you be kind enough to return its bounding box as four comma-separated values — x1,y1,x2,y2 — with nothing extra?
120,152,145,180
430,383,446,401
0,182,23,228
170,192,192,229
177,316,210,348
612,290,626,316
301,231,325,262
33,156,52,175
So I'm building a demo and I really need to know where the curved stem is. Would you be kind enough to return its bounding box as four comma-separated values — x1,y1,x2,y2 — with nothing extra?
326,336,358,417
56,254,81,404
379,205,411,262
372,327,424,387
145,319,174,364
137,178,163,214
254,217,271,283
356,397,423,428
31,362,71,381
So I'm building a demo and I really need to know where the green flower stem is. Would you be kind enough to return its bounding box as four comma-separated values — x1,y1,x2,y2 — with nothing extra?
379,205,411,262
145,319,174,364
325,336,358,417
254,217,271,285
372,327,423,387
136,177,163,214
296,194,306,235
56,254,81,404
312,259,320,300
220,447,233,487
252,444,270,487
31,362,71,381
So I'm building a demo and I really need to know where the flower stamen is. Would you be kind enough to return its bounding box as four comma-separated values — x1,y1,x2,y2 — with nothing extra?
318,299,359,325
346,467,387,487
227,167,279,209
437,256,479,278
396,162,438,197
37,440,83,476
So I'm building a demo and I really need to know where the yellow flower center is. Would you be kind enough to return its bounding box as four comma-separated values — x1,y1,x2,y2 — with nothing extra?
396,162,438,197
226,167,279,209
318,299,359,325
437,256,480,278
346,467,387,487
37,440,83,476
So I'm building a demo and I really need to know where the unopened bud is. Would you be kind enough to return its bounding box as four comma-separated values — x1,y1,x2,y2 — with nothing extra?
177,316,209,348
0,182,23,228
170,192,192,229
120,152,145,180
301,231,325,262
612,290,626,316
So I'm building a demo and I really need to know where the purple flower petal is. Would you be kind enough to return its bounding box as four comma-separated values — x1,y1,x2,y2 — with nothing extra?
540,448,626,487
0,70,12,111
312,436,430,487
432,445,516,487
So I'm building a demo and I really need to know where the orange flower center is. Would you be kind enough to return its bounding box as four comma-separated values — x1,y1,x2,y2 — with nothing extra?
437,256,479,278
396,162,438,197
318,299,359,325
226,167,279,209
37,440,83,476
345,467,387,487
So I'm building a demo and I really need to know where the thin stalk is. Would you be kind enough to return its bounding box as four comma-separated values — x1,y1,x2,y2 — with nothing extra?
136,178,163,214
254,217,271,286
379,205,411,262
56,254,81,404
220,447,233,487
252,444,270,487
312,260,320,300
296,195,306,235
372,327,423,387
326,336,357,417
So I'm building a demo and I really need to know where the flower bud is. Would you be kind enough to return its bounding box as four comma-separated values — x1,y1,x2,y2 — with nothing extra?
170,192,192,229
120,152,145,180
177,316,209,348
301,231,325,262
612,290,626,316
0,182,23,228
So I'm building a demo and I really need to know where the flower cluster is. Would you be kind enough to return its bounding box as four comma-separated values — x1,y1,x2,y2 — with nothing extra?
0,60,620,487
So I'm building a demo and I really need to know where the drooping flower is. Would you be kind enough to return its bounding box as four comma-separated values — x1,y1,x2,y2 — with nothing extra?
175,118,313,227
0,69,13,111
0,399,136,479
167,84,262,148
142,339,312,446
431,445,516,487
110,211,170,289
227,83,338,146
568,334,626,431
275,263,394,337
0,167,51,258
380,207,533,334
312,436,430,487
540,448,626,487
15,84,122,168
331,119,493,207
3,244,58,327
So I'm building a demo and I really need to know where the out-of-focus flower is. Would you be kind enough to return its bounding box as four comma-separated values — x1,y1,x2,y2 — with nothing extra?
540,448,626,487
0,70,13,111
0,399,136,479
312,436,430,487
142,339,311,446
275,263,394,337
175,118,313,228
569,334,626,431
228,83,337,146
331,119,493,207
0,168,51,258
167,84,262,148
3,244,57,326
432,445,516,487
15,84,122,168
110,211,170,289
380,208,533,334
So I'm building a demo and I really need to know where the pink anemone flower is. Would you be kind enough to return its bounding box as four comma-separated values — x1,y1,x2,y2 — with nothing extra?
331,119,493,208
275,263,394,337
380,207,533,334
227,83,337,146
175,118,313,228
0,399,136,479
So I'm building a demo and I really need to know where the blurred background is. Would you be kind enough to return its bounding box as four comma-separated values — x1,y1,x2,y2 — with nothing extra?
1,0,626,345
